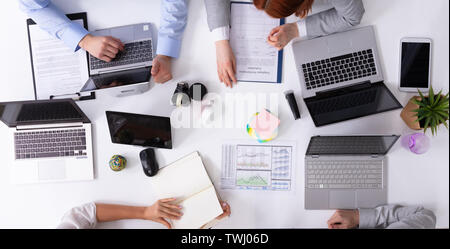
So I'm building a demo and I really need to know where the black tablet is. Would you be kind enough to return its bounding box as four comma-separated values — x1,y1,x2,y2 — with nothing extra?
106,111,172,149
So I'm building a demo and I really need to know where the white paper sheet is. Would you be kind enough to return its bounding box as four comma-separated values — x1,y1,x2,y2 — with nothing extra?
28,19,89,100
172,186,222,229
221,141,296,191
230,2,283,83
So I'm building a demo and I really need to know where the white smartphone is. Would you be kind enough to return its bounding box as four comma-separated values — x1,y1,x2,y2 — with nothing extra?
399,38,432,92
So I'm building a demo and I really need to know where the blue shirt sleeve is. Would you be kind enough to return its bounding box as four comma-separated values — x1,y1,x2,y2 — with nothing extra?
19,0,89,52
157,0,188,58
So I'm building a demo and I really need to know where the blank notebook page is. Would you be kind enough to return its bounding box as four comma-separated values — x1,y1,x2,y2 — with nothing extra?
151,152,223,229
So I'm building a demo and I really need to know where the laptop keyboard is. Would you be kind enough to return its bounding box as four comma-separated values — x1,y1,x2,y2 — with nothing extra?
302,49,377,90
307,137,388,155
14,129,87,160
306,160,383,189
309,88,377,115
90,40,153,70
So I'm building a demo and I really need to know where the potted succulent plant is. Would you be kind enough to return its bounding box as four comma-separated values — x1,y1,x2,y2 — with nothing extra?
400,86,449,135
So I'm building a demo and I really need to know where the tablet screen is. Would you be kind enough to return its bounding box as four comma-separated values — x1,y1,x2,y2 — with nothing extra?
106,111,172,149
400,42,431,88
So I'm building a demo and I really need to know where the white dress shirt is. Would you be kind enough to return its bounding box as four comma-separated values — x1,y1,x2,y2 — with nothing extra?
57,203,97,229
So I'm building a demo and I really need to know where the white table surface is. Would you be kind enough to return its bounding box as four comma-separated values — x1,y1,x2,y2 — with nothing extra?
0,0,448,229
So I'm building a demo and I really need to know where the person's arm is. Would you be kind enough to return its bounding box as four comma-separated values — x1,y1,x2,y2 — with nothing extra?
267,0,365,50
156,0,188,59
19,0,124,61
298,0,365,39
57,199,183,229
96,199,183,229
205,0,231,39
327,205,437,229
204,0,236,88
359,205,437,229
151,0,188,83
18,0,89,52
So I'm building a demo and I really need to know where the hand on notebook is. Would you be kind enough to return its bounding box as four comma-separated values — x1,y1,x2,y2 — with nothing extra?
267,23,299,50
215,40,237,88
216,201,231,220
327,210,359,229
144,198,183,229
79,34,125,62
151,55,173,83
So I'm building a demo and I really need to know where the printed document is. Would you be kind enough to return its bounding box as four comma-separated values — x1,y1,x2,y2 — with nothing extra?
221,141,296,191
230,2,284,83
28,19,89,100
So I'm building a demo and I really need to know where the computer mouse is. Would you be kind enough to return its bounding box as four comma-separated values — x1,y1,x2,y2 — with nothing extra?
139,148,159,177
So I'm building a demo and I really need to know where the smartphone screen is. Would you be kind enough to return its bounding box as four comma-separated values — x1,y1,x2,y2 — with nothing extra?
400,42,431,88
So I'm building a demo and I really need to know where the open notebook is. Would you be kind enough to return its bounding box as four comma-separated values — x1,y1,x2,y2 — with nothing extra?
151,152,223,229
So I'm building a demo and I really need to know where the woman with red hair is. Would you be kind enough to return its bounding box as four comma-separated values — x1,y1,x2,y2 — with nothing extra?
254,0,365,50
204,0,365,87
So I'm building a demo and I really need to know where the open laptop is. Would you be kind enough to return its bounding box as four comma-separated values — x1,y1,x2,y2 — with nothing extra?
0,99,94,184
292,26,402,127
304,135,399,210
81,23,154,97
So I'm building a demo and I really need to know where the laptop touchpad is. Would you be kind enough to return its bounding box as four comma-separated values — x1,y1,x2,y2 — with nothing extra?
38,161,66,181
327,36,353,54
329,191,356,209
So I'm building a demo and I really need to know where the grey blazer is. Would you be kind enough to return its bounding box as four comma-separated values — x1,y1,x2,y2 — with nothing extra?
204,0,365,38
359,205,436,229
204,0,231,31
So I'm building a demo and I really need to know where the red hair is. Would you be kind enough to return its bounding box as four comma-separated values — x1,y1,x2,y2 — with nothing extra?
254,0,314,19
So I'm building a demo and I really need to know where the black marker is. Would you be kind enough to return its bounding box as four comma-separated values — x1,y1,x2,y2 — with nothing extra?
285,90,301,120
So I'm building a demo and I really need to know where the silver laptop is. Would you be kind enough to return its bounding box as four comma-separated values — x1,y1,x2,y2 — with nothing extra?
0,99,94,184
304,135,399,210
82,23,155,97
292,26,402,127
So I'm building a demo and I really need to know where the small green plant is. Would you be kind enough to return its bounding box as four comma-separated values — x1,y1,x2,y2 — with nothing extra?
412,86,449,136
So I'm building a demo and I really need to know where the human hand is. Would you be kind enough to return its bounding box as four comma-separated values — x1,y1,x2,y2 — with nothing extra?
327,210,360,229
144,198,183,229
216,201,231,220
215,40,237,88
79,34,124,62
151,55,173,83
267,23,299,50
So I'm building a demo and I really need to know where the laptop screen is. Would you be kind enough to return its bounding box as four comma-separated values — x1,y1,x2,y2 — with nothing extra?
0,99,88,127
306,136,399,155
81,67,151,92
305,83,403,127
106,111,172,149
